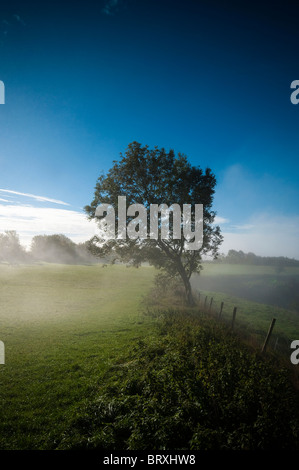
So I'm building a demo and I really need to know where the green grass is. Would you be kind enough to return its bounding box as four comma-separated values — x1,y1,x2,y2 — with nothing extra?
55,310,299,450
197,290,299,339
192,262,299,347
0,264,156,450
1,262,299,450
199,263,299,277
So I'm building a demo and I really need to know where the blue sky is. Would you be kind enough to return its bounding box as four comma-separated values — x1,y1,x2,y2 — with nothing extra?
1,0,299,258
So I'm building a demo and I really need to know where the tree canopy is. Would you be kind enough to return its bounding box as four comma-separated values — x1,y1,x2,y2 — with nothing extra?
85,142,223,304
31,234,98,264
0,231,27,264
217,249,299,267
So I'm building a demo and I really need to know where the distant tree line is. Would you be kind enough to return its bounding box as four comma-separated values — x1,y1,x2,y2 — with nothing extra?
1,232,298,268
217,249,299,267
0,231,29,264
0,231,99,265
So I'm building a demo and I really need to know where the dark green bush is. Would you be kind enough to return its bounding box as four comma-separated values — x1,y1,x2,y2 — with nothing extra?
57,310,299,450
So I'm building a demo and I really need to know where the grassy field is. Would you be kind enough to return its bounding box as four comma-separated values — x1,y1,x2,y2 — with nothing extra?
196,263,299,277
0,264,156,449
191,262,299,344
0,262,299,449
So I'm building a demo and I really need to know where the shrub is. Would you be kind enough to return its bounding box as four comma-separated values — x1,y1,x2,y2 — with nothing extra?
57,310,299,450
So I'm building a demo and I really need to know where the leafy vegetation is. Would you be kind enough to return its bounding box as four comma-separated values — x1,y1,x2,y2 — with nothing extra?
84,141,223,305
0,263,298,450
192,263,299,325
0,230,29,264
217,249,299,267
30,234,97,264
0,264,156,450
56,310,299,450
0,231,99,265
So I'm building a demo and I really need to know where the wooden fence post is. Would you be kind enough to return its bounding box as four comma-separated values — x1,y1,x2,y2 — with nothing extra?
219,301,224,319
209,297,213,313
261,318,276,354
231,307,237,330
204,296,207,310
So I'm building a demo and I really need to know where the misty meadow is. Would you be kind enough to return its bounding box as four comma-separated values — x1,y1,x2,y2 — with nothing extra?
0,258,299,450
0,145,299,450
1,0,299,459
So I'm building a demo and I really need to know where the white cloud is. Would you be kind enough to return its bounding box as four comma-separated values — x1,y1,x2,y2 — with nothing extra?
0,199,97,248
231,224,255,230
0,189,70,206
220,213,299,259
213,216,230,225
1,188,298,259
3,187,224,250
213,163,299,259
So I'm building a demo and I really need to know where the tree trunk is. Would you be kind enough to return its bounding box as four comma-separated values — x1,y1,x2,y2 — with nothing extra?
157,242,195,306
184,277,194,306
176,258,195,306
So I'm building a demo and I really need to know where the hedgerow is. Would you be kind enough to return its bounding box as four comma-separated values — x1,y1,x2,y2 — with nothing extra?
57,310,299,450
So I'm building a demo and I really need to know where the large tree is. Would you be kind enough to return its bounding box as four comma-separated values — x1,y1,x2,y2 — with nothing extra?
84,142,222,305
30,234,97,265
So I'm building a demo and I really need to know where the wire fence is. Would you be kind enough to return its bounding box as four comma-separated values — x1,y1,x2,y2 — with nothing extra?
196,292,293,359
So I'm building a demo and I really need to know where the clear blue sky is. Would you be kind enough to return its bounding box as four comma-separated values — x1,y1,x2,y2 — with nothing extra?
1,0,299,257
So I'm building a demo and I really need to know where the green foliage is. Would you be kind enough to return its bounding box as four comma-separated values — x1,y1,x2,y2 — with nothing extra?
84,141,223,304
1,264,298,451
0,230,28,264
0,264,156,450
57,311,299,451
31,234,97,264
219,249,299,267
